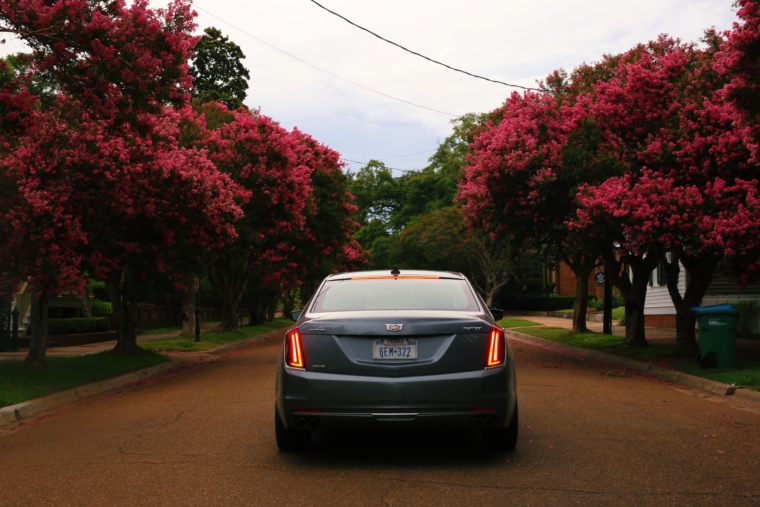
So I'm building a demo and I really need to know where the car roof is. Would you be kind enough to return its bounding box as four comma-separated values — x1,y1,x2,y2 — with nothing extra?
327,269,465,280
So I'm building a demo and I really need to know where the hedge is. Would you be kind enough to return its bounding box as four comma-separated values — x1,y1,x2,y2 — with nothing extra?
48,317,110,336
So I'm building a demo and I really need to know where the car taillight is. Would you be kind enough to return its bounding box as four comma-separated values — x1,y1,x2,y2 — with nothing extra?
285,328,304,368
486,326,505,367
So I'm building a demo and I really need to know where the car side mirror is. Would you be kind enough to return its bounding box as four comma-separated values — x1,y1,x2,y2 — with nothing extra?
290,310,303,322
488,307,504,321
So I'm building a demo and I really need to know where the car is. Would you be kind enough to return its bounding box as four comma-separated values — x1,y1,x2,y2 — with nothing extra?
274,268,518,451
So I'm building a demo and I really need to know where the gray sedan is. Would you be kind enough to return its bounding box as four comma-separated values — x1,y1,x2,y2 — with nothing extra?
274,269,518,451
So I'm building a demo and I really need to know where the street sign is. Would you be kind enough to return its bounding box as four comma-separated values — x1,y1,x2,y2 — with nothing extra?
595,272,605,286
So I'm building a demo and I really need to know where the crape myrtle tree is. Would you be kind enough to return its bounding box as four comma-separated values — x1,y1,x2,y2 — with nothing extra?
0,0,245,363
182,103,312,332
4,102,243,361
241,127,368,325
572,36,760,351
716,0,760,159
457,91,603,331
284,128,367,312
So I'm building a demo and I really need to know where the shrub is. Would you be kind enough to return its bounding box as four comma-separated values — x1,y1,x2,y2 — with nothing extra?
48,317,110,336
733,300,760,336
591,294,625,311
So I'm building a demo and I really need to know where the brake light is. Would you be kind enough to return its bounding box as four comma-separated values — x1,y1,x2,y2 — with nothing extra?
486,327,505,367
350,275,440,280
285,329,304,368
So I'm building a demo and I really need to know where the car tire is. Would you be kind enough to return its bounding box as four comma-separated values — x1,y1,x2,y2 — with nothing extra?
275,408,312,452
484,402,518,451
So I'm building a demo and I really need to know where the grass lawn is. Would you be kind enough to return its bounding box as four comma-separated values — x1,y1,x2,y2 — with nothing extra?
514,326,675,361
508,318,760,389
141,318,292,352
0,350,169,408
674,361,760,390
498,317,542,329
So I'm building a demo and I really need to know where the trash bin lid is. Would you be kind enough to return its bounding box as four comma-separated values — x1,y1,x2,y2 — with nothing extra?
691,304,738,314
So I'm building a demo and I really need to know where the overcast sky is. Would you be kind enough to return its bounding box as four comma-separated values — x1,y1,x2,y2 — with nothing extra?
1,0,740,174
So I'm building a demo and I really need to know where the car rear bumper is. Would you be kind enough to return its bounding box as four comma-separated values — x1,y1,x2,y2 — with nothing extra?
275,361,517,430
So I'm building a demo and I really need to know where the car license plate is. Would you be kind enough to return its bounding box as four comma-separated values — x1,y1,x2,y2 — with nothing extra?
373,338,417,360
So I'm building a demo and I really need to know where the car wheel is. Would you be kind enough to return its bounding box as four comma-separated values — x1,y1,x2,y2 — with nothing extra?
484,402,518,451
275,408,312,452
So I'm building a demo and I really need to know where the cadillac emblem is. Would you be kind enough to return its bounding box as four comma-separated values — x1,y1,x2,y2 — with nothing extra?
385,324,404,332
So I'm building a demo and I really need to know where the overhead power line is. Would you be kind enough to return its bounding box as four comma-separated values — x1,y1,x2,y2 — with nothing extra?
309,0,541,92
342,158,419,173
379,149,437,160
194,4,458,116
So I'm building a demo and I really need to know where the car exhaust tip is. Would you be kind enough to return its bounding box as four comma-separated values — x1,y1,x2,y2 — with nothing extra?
471,417,482,429
295,417,308,429
308,418,320,429
484,417,496,429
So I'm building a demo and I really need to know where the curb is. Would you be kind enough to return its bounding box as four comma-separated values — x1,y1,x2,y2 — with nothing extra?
505,329,760,402
0,358,181,428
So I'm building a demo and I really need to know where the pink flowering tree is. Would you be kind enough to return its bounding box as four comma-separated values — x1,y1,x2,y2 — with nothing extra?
0,0,198,124
715,0,760,159
572,35,760,351
183,104,311,332
458,90,603,331
0,0,247,364
3,101,243,362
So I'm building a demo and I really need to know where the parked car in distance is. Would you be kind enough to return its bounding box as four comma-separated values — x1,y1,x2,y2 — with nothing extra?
275,269,518,451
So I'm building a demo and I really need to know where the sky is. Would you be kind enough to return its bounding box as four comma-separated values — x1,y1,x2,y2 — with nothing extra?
0,0,741,174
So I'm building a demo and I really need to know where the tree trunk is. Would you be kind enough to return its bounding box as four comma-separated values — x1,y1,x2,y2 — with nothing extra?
282,290,295,317
25,289,50,370
106,270,142,353
572,272,591,332
208,258,248,333
664,251,719,357
267,293,278,321
622,259,656,347
179,275,200,337
599,245,656,348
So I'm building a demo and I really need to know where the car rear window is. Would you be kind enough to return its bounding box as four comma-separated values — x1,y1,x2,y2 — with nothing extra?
310,278,480,313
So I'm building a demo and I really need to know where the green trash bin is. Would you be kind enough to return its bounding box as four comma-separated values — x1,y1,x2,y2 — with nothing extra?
691,304,738,369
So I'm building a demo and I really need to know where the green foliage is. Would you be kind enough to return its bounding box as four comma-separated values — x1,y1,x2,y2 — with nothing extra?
0,351,168,408
388,206,473,273
91,300,113,315
1,53,59,109
590,294,625,311
190,27,250,109
349,114,489,270
734,300,760,335
48,317,109,335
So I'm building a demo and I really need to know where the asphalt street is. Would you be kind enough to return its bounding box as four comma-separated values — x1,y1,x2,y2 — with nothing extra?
1,337,759,506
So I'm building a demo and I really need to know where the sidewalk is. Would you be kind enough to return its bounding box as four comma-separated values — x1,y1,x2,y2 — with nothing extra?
0,322,221,363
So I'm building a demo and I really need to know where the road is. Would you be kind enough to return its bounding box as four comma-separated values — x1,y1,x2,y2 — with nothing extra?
1,337,759,506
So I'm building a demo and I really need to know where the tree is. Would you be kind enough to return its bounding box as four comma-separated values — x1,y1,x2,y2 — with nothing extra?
190,27,250,110
458,92,603,331
0,0,225,365
0,0,199,124
568,35,760,352
182,104,311,332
